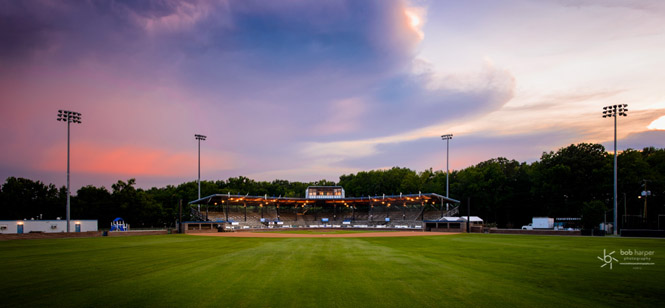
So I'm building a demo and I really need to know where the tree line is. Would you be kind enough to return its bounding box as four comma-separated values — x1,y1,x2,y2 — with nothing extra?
1,143,663,229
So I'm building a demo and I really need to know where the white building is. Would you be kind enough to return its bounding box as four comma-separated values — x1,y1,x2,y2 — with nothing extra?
0,220,98,234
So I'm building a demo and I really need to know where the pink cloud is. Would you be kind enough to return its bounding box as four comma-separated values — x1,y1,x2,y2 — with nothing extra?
38,142,234,177
312,97,367,135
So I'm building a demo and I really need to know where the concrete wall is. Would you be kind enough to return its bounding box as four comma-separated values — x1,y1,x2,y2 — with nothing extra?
23,220,66,233
0,231,102,240
183,222,223,233
489,229,581,236
72,220,98,232
0,221,20,234
424,222,467,232
0,220,98,234
107,230,168,237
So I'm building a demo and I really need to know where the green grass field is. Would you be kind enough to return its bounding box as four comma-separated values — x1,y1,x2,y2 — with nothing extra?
258,229,388,234
0,234,663,307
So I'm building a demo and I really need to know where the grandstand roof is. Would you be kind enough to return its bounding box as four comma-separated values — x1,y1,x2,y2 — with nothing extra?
306,185,344,189
424,216,483,223
189,192,460,206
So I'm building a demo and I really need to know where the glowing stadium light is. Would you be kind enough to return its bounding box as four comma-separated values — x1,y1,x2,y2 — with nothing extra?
56,110,82,232
602,104,628,235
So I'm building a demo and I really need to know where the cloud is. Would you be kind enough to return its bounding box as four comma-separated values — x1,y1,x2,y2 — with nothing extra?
1,0,451,139
647,115,665,130
0,0,420,73
3,0,664,191
312,128,582,174
606,130,665,151
302,59,516,141
0,0,513,139
556,0,665,12
37,141,235,177
312,97,368,135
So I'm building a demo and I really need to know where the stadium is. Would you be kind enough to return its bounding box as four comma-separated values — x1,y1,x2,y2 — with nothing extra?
1,187,663,307
184,185,484,233
2,1,665,306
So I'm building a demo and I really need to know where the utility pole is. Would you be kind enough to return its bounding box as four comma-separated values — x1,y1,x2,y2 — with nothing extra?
467,197,471,233
179,199,183,234
623,192,627,225
641,179,651,223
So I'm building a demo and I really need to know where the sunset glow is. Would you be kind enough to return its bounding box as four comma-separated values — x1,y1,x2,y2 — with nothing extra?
1,0,664,190
406,10,420,28
404,7,425,39
648,116,665,130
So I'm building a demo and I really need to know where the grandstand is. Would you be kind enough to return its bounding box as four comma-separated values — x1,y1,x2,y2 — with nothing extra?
185,186,462,231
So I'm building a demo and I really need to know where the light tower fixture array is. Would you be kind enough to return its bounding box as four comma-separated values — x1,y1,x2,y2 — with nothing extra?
602,104,628,235
441,133,453,215
57,110,82,124
56,110,82,232
195,134,207,202
602,104,628,118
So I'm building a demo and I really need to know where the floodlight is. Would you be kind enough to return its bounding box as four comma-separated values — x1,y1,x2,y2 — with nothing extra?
55,109,82,232
601,104,628,235
195,133,207,200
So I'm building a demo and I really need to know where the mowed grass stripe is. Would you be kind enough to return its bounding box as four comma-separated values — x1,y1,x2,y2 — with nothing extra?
364,234,665,306
0,236,262,306
255,230,387,234
0,234,663,307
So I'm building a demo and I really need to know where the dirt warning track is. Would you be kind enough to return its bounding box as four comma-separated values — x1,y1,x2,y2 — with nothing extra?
190,231,459,238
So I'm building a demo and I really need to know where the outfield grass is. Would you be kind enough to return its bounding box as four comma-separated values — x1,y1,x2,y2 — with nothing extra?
0,234,663,307
258,230,389,234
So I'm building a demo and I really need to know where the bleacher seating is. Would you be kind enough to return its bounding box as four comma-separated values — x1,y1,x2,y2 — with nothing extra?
189,203,460,230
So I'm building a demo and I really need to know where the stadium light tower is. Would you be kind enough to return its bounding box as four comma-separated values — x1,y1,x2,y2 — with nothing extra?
57,110,82,233
195,134,207,202
441,134,453,212
602,104,627,235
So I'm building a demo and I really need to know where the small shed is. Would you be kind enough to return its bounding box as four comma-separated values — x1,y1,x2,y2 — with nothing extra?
423,216,483,232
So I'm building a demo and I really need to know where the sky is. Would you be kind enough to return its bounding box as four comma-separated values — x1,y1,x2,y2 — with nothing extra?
1,0,664,190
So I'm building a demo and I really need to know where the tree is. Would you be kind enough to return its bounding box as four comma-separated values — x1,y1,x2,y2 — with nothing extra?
111,179,164,227
581,200,607,230
3,143,663,230
531,143,611,218
0,177,63,220
74,185,112,224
